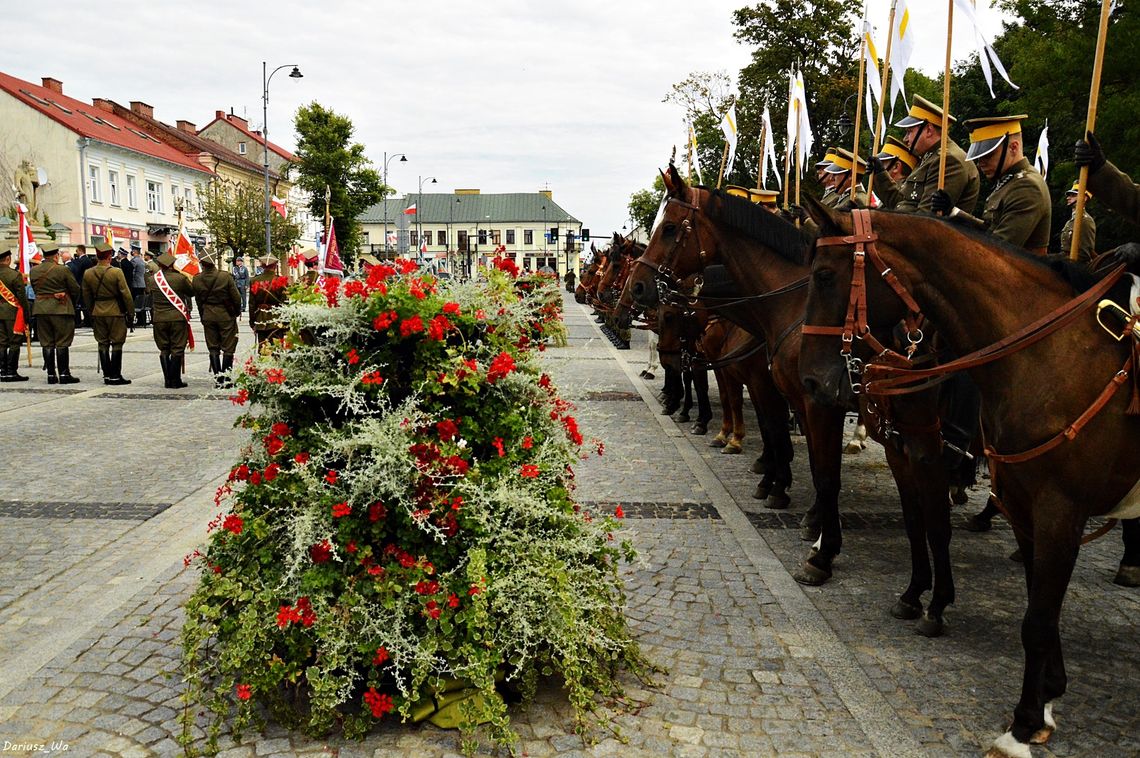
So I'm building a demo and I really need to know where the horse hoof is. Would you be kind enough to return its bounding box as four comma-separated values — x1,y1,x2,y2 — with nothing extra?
1113,564,1140,587
843,441,865,455
750,456,767,475
800,525,821,542
661,405,680,416
890,599,922,621
794,561,832,586
1009,548,1024,563
963,515,993,532
677,413,691,423
764,491,791,510
709,436,727,448
983,733,1031,758
752,482,771,501
690,423,708,435
1028,725,1054,745
950,485,970,505
915,611,945,638
720,442,743,455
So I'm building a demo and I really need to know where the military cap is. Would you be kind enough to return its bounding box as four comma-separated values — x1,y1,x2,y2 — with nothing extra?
816,147,840,169
1066,181,1093,200
199,249,217,265
130,240,141,249
260,256,279,267
94,241,114,254
963,114,1027,161
156,251,177,267
895,95,956,129
824,148,868,175
725,185,753,201
875,136,919,170
39,242,60,255
304,251,320,265
752,189,780,206
0,247,14,260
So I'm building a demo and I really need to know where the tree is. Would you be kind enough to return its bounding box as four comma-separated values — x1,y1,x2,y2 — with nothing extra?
196,180,303,262
292,102,385,266
628,175,666,235
663,71,735,187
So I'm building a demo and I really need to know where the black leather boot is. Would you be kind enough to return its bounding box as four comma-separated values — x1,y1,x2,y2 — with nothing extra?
7,348,27,382
98,347,111,383
43,347,57,384
56,347,80,384
106,349,131,385
0,348,9,381
218,353,234,388
167,353,187,389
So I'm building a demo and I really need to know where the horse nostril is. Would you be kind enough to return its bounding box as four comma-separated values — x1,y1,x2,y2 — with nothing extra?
802,376,821,398
631,281,645,299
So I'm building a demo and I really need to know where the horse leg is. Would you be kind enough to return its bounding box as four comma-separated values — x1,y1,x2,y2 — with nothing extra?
722,374,744,454
747,376,793,509
1114,518,1140,587
987,513,1081,758
882,447,932,622
678,367,694,423
794,400,845,583
710,369,732,447
691,368,711,435
662,366,682,415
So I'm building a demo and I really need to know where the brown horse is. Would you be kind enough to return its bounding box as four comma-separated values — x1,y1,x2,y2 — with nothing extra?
798,204,1140,757
622,164,956,637
654,302,713,434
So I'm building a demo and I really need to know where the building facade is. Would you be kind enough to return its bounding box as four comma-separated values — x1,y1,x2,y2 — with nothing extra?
358,190,584,277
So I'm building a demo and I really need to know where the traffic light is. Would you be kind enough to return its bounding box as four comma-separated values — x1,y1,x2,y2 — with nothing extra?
581,228,590,241
549,227,558,240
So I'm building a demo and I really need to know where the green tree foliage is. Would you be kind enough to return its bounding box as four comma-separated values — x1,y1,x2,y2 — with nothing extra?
293,103,385,265
663,71,736,186
196,180,303,262
628,175,666,235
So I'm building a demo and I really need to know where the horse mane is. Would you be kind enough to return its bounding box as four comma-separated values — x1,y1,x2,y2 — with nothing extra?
703,188,812,266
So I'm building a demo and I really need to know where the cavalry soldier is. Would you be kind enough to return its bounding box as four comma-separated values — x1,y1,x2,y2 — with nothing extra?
822,148,869,210
872,136,918,209
82,241,134,385
1075,131,1140,227
0,247,30,382
1060,182,1097,262
249,256,287,347
815,148,839,204
30,242,81,384
754,188,781,213
302,252,320,286
934,115,1052,255
874,95,980,215
192,249,242,387
147,251,194,389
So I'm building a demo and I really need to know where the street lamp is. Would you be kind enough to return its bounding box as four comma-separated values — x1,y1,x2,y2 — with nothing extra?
382,152,407,257
262,62,302,261
417,175,437,265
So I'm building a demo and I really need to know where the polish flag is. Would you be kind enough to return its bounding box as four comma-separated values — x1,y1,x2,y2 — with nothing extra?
271,196,287,218
171,224,201,276
403,204,417,215
420,238,428,254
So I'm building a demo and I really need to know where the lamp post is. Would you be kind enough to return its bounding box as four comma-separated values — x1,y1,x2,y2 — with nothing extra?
417,175,437,265
382,152,407,257
262,62,303,262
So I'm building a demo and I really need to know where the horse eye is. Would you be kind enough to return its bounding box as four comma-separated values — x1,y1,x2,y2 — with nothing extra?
814,269,836,286
661,223,677,237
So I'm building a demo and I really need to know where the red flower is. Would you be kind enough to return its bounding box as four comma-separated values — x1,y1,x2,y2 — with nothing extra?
294,451,311,464
372,646,390,666
361,371,384,386
296,596,316,627
475,308,487,320
486,351,516,383
424,600,442,620
276,598,315,628
492,437,505,457
345,348,361,365
521,436,533,449
443,301,461,315
414,580,440,595
447,593,460,609
264,368,286,385
223,514,243,535
367,264,396,288
372,310,398,331
325,470,339,485
445,456,469,476
436,419,459,442
264,435,285,456
263,463,281,482
236,684,251,701
519,464,539,478
409,280,426,300
309,540,333,563
368,501,387,522
367,565,384,577
468,584,482,596
271,422,291,437
332,502,352,518
538,373,552,389
493,256,520,277
346,540,358,553
364,687,394,718
321,276,340,306
230,389,249,406
249,470,262,486
562,414,583,446
396,258,418,275
345,280,366,299
399,314,425,337
427,314,452,341
614,505,625,519
229,464,251,482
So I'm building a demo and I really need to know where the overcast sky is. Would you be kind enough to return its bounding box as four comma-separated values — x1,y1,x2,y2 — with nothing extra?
3,0,1007,238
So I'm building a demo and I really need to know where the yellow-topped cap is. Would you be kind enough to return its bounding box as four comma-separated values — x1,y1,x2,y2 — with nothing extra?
877,136,918,170
823,147,868,175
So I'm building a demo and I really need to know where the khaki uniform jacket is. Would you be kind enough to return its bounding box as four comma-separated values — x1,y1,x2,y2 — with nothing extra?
82,263,133,317
192,267,241,322
824,185,869,210
1060,210,1097,263
877,139,981,215
146,267,195,324
30,259,80,316
0,264,29,320
249,272,287,331
982,158,1052,254
1088,160,1140,227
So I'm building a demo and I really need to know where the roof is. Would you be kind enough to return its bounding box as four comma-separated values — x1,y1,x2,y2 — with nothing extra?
0,72,212,175
106,101,279,180
198,112,297,162
359,193,580,225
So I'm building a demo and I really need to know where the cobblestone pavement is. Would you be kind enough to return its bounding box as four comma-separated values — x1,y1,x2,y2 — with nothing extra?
0,298,1136,757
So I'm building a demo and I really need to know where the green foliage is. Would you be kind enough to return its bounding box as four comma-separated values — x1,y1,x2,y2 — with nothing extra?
195,180,303,262
180,262,651,755
293,103,385,266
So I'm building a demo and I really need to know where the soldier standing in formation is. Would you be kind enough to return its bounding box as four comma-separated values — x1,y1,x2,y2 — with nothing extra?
1060,182,1097,262
249,256,287,347
232,255,250,314
147,251,194,389
821,148,869,210
0,247,30,382
874,95,980,215
192,250,242,387
30,242,81,384
82,242,134,385
1076,131,1140,227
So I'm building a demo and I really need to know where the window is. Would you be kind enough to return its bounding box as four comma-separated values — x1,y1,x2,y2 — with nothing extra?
506,229,515,245
478,229,488,245
146,180,163,213
88,165,101,203
108,170,120,206
491,230,501,245
457,231,468,251
126,175,138,208
437,230,446,246
409,231,418,247
184,186,193,206
238,142,247,155
524,229,533,245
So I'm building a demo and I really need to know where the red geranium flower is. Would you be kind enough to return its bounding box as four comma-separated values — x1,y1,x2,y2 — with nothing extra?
396,258,418,275
447,593,460,609
345,280,366,299
399,314,425,336
520,464,539,478
325,470,338,485
236,684,251,701
425,600,442,620
332,502,351,518
427,314,452,341
486,351,516,383
436,419,460,442
345,348,361,365
372,646,390,666
614,505,625,519
294,451,311,464
361,371,384,386
364,687,394,718
222,514,243,535
264,435,285,456
372,310,398,331
263,463,280,482
264,368,286,385
229,389,249,406
368,501,387,522
443,301,461,315
309,540,333,563
271,422,291,437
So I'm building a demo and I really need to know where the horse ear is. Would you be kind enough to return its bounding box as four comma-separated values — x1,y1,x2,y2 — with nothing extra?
803,195,848,235
668,162,687,193
660,168,674,193
613,232,622,244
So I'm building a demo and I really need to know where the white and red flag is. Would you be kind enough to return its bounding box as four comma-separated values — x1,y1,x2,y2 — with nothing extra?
171,223,200,276
271,196,287,218
402,204,417,215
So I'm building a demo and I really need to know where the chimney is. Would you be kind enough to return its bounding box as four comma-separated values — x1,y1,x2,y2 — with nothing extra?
130,101,154,119
539,190,553,200
92,98,115,113
215,110,226,120
42,77,63,94
176,120,196,133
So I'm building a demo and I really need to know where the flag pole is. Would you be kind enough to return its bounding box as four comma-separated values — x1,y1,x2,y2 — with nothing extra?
937,0,955,189
782,142,792,207
866,0,898,200
716,142,729,189
757,115,768,190
18,210,33,367
686,127,694,184
1071,0,1113,260
850,18,868,202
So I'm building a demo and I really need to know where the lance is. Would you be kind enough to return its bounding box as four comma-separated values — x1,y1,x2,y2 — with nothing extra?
716,142,729,189
1071,0,1113,260
783,140,792,208
866,0,898,200
686,126,694,184
937,0,955,190
851,15,869,202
